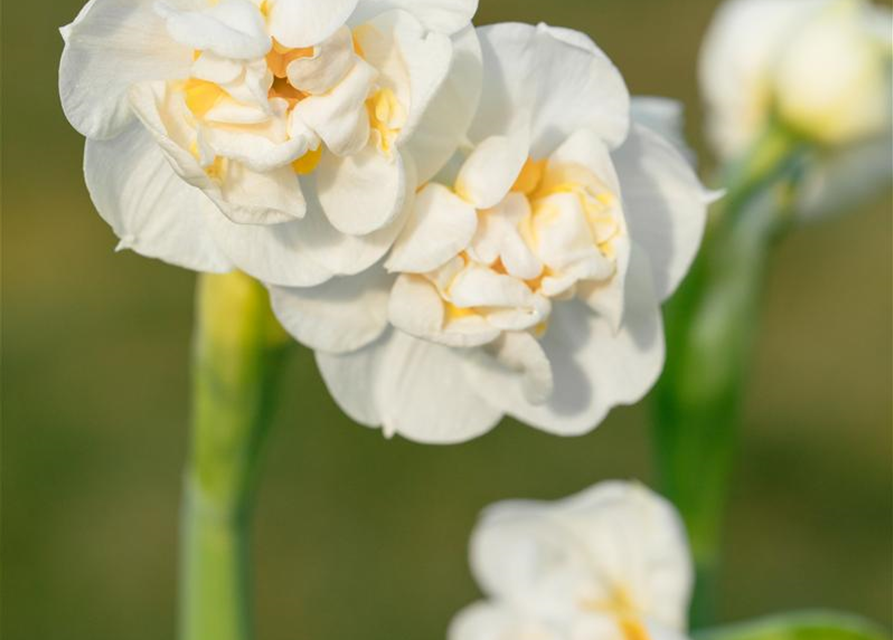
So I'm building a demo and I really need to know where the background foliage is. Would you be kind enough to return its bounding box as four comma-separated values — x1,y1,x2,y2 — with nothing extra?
2,0,891,638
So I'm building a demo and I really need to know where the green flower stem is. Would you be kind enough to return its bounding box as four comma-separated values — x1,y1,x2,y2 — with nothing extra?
653,125,804,627
179,272,289,640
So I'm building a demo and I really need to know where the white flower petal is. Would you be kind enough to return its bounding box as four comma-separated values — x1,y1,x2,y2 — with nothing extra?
155,0,271,60
469,194,542,280
207,216,333,287
467,481,693,631
612,123,708,301
388,274,446,338
630,97,696,164
548,128,621,195
315,337,385,426
472,23,629,157
191,51,245,84
370,11,454,146
531,193,599,272
265,0,359,48
469,500,594,610
294,157,415,275
269,268,392,353
352,0,478,35
480,331,554,405
316,329,504,442
552,482,694,630
59,0,193,139
467,246,663,435
455,127,531,209
286,26,356,95
373,330,503,443
200,118,314,172
315,145,406,235
406,26,483,184
449,266,537,310
217,161,308,223
385,183,478,274
129,81,306,224
84,120,232,272
389,273,501,348
292,58,376,157
578,238,630,332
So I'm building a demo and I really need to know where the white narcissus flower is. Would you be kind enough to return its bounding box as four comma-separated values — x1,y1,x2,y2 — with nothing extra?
700,0,892,217
60,0,482,285
270,23,710,444
449,481,694,640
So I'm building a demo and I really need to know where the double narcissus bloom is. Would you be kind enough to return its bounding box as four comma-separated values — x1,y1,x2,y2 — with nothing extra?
61,0,481,285
271,24,710,443
61,3,709,444
449,481,694,640
700,0,892,218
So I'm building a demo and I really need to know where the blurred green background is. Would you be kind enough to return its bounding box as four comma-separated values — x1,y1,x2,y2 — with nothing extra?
3,0,891,638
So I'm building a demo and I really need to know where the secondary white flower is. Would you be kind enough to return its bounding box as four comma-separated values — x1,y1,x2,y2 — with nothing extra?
449,481,694,640
270,24,710,443
700,0,892,217
60,0,481,284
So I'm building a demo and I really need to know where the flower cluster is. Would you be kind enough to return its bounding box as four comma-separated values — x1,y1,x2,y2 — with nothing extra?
62,1,710,443
450,481,694,640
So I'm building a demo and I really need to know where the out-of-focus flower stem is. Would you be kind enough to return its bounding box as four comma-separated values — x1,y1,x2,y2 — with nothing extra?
179,272,289,640
653,124,804,627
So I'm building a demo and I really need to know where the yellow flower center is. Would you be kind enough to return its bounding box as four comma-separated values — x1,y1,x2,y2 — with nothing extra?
177,8,407,181
582,587,653,640
183,77,228,118
367,88,405,156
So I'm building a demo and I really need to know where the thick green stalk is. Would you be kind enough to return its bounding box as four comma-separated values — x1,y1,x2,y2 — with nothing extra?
179,272,289,640
653,126,803,627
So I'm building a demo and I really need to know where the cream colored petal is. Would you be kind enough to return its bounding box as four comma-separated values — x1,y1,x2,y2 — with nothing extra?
129,81,306,224
449,265,537,310
314,145,406,235
611,123,708,301
455,127,530,209
265,0,359,48
385,183,478,274
269,268,392,353
292,58,376,157
387,274,446,341
472,23,629,156
315,336,387,426
84,119,232,272
531,193,598,272
286,26,356,95
467,246,662,436
155,0,272,59
374,330,503,443
552,482,694,630
59,0,193,139
405,26,483,184
317,326,504,441
352,0,478,35
480,331,554,405
207,216,333,287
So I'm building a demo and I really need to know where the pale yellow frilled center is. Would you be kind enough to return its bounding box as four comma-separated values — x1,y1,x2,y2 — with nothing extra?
582,586,653,640
422,155,624,340
179,10,404,182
